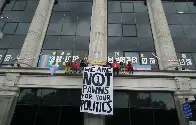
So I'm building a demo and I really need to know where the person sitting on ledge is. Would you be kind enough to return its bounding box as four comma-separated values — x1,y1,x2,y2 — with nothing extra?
65,59,72,74
119,62,126,74
79,59,87,73
112,60,119,75
72,61,79,73
126,61,133,74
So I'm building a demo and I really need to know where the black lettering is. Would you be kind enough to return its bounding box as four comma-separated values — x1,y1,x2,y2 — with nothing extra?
97,67,102,72
102,102,107,112
81,93,84,99
102,68,107,72
83,72,92,85
105,73,112,86
84,67,90,72
80,100,84,110
87,100,92,111
99,101,102,112
92,86,105,94
90,67,95,72
107,95,110,100
107,101,112,113
92,73,105,86
87,86,91,93
82,85,87,93
96,102,99,112
89,94,92,99
105,87,109,94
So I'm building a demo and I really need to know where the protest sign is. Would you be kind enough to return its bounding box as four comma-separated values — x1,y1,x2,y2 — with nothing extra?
80,66,113,115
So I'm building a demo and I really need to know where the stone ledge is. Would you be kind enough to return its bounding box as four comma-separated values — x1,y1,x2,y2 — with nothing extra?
0,67,195,78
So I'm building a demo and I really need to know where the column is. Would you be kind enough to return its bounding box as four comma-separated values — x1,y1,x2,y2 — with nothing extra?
85,0,107,125
88,0,107,64
147,0,179,70
17,0,55,67
0,73,20,125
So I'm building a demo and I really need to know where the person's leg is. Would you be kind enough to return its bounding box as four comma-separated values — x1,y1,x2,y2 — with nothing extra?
113,68,116,75
117,68,119,75
130,67,133,74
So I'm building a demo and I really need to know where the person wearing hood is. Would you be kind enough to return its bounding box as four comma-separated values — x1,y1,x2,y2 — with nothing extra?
112,59,119,75
126,61,133,74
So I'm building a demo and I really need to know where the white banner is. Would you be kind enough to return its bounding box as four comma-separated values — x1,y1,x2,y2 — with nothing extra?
80,66,113,115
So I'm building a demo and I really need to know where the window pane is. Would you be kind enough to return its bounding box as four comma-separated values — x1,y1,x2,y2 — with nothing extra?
192,14,196,24
76,22,90,36
182,25,196,38
64,12,78,23
17,89,41,105
61,23,76,35
108,13,122,24
47,23,63,35
122,13,136,24
9,35,26,49
0,35,13,48
3,23,18,34
4,1,15,11
113,92,128,108
173,38,190,52
13,1,27,11
3,11,23,22
177,53,196,70
178,14,195,24
169,25,185,38
121,2,133,12
165,14,181,24
50,12,65,23
122,37,139,51
62,89,81,106
34,106,61,125
15,23,30,35
53,2,67,11
73,50,88,60
42,36,60,49
108,37,122,51
191,53,196,67
175,2,191,13
187,38,196,52
187,2,196,13
138,38,155,51
151,93,175,109
133,2,147,12
108,1,121,12
73,36,89,51
162,2,177,13
11,105,38,125
106,108,130,125
136,25,152,37
129,92,150,107
40,89,63,106
135,13,150,24
122,25,136,36
108,24,122,36
2,49,21,65
59,36,74,50
124,52,140,64
25,1,38,12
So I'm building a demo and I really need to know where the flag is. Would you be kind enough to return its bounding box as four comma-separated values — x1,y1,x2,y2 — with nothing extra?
49,65,59,76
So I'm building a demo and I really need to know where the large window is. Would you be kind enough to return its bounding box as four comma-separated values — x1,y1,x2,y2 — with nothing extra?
107,0,158,70
11,88,84,125
0,0,38,66
40,0,92,69
105,91,179,125
162,0,196,70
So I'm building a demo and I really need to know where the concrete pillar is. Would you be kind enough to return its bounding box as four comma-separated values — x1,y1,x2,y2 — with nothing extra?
147,0,179,70
0,73,20,125
17,0,55,67
84,0,107,125
88,0,107,64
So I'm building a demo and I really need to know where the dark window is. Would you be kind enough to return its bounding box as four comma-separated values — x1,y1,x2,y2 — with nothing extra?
42,36,60,49
47,23,63,35
3,23,18,34
15,23,30,35
66,2,92,12
162,2,177,13
129,92,150,107
4,1,15,11
122,13,136,24
58,36,74,50
135,13,150,24
178,14,195,24
3,11,23,22
121,2,134,12
9,35,26,49
187,2,196,13
165,14,181,24
108,13,122,24
173,38,190,52
64,12,78,23
122,25,136,36
2,49,21,65
122,37,139,51
138,38,155,51
175,2,191,13
136,25,152,37
0,50,7,64
108,37,123,52
187,38,196,52
108,24,122,36
13,1,27,11
17,89,41,105
62,89,81,106
113,92,129,108
50,12,65,23
73,36,89,51
108,1,121,12
76,21,90,36
133,2,147,12
182,25,196,38
169,25,185,38
53,2,67,12
61,23,77,35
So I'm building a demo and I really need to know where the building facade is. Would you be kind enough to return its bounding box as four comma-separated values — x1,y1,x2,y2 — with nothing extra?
0,0,196,125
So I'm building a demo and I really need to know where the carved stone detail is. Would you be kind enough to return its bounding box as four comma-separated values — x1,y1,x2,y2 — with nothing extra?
175,77,191,91
3,73,20,87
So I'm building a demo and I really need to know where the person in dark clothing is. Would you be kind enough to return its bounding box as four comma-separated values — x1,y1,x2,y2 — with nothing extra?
79,59,87,73
126,61,133,74
112,60,119,75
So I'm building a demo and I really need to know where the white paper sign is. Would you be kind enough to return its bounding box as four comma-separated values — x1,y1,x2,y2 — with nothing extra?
80,66,113,115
